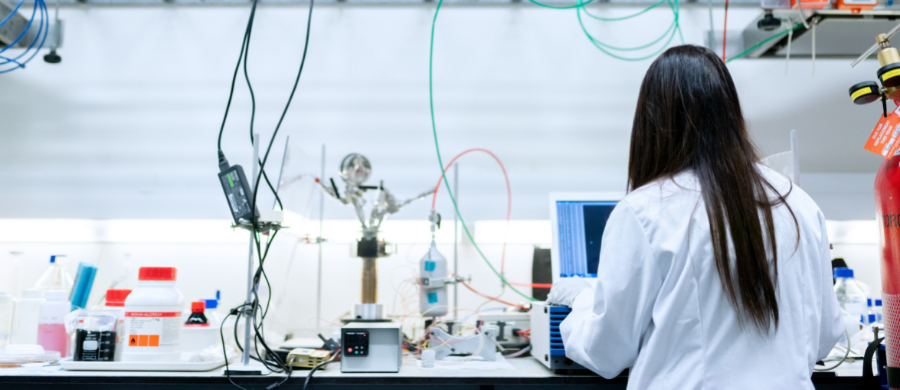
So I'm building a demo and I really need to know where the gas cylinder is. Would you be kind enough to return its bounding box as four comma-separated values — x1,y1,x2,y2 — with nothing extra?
875,153,900,389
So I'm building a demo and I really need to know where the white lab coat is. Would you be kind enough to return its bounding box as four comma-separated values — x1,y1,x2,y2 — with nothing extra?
560,165,844,390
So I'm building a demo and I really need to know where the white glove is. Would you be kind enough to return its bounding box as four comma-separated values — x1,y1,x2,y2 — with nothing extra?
546,277,593,307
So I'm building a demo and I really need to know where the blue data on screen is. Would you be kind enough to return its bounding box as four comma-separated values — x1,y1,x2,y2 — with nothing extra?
557,201,617,278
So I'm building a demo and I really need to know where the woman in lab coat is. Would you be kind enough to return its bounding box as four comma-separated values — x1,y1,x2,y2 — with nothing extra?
547,45,844,389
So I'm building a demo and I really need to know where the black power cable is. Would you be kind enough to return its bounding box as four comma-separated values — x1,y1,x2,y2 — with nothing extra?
303,350,340,390
248,0,315,218
216,0,316,386
221,304,252,390
238,3,285,212
217,0,284,211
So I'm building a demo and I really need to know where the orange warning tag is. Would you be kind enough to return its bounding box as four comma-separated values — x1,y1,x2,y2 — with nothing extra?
865,109,900,157
128,335,138,347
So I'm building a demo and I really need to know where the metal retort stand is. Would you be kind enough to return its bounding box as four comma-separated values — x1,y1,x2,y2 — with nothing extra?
318,153,431,321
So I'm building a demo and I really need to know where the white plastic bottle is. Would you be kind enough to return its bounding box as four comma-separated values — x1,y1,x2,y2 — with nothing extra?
99,289,131,361
36,291,70,357
123,267,184,362
0,292,16,349
203,299,222,328
34,256,74,293
834,268,868,325
11,289,44,345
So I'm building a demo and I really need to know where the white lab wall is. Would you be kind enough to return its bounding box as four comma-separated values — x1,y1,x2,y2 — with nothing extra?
0,3,892,341
0,217,549,339
0,5,890,222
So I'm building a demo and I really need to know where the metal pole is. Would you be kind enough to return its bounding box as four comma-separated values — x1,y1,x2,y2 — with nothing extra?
316,144,326,333
242,133,260,366
272,135,290,209
452,163,458,319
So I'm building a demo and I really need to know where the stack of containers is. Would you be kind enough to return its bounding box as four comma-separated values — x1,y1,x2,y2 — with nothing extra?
122,267,183,362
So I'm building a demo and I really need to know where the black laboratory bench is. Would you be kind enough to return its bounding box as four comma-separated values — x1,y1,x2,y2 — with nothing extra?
0,357,870,390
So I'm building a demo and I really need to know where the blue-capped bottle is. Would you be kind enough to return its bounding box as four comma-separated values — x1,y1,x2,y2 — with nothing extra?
833,268,867,325
33,255,74,293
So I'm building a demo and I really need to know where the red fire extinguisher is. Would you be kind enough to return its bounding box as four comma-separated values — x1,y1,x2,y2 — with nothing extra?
876,154,900,389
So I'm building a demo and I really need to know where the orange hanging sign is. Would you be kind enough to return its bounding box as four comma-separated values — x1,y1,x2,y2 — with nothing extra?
865,109,900,158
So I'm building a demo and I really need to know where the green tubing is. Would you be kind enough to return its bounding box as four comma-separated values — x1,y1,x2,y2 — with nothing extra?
726,23,802,63
429,0,538,302
578,8,677,52
575,0,680,61
424,0,685,304
527,0,595,10
580,0,666,22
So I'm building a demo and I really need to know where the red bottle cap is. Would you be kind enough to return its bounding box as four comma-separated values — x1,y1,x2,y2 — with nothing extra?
105,289,132,307
191,301,206,313
138,267,177,281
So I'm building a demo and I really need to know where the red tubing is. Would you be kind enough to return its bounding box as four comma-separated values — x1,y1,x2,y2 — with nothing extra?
431,148,511,273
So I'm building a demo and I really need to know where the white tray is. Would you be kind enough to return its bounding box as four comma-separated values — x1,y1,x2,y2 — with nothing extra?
60,352,238,372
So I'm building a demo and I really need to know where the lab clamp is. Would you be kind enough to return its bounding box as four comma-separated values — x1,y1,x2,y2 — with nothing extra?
419,210,461,319
318,154,433,321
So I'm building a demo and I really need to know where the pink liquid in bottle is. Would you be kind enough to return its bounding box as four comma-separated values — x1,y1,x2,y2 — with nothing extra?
37,323,67,358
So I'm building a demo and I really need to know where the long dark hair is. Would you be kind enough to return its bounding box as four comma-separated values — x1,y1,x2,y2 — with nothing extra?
628,45,796,333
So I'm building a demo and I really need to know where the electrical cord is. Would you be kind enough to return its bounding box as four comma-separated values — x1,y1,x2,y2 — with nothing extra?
216,0,256,152
270,357,294,390
215,0,315,386
221,304,253,390
238,0,283,211
248,0,315,220
814,326,852,372
215,0,284,211
303,350,340,390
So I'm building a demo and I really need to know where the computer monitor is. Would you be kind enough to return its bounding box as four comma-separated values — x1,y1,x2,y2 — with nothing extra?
549,192,624,283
